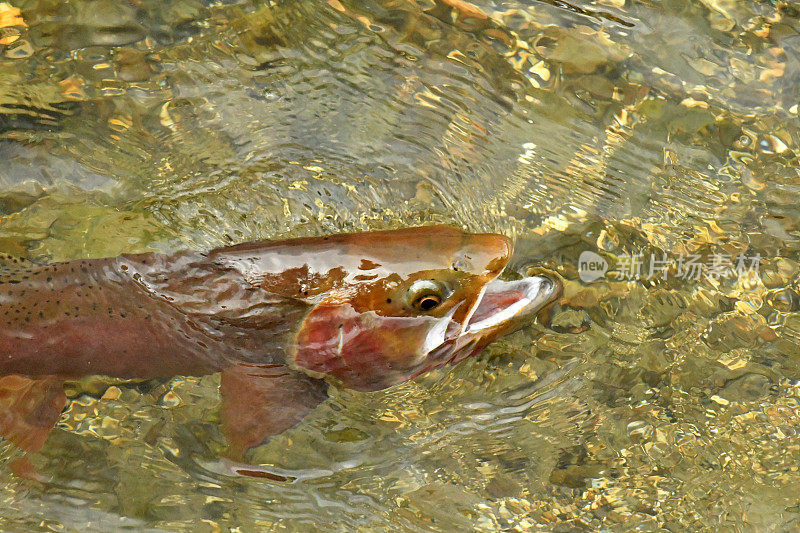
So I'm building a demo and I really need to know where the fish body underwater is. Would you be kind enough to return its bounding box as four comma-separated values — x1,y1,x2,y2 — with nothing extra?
0,225,560,468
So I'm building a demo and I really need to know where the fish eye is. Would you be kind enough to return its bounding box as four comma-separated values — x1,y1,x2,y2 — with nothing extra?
408,280,448,312
416,294,441,311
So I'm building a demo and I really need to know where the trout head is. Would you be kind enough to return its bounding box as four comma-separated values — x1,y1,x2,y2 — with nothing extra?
282,226,560,391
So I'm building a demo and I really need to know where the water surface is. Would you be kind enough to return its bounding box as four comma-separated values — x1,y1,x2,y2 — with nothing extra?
1,0,800,530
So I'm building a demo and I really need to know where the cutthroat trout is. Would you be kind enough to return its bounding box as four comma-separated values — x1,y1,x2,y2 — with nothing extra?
0,225,560,467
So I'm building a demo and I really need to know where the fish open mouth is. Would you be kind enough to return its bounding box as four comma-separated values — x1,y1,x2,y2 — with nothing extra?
417,274,562,373
464,275,561,334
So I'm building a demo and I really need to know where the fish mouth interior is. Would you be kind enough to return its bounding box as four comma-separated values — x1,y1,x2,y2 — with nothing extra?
464,275,559,333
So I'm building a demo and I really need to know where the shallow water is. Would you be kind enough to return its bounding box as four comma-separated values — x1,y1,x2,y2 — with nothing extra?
1,0,800,530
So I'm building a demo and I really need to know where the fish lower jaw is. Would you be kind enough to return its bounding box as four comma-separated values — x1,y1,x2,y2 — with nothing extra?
464,296,532,333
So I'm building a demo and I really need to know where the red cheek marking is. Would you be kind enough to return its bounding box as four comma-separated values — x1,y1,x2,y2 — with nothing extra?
293,304,394,390
293,303,443,391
